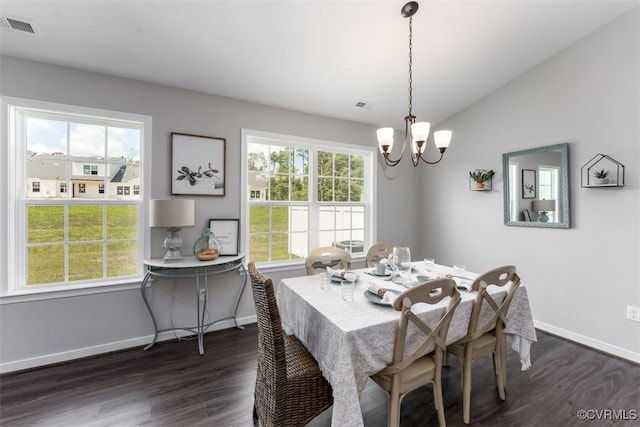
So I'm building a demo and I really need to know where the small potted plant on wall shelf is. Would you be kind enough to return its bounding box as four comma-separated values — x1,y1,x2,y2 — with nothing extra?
592,169,609,185
469,169,495,190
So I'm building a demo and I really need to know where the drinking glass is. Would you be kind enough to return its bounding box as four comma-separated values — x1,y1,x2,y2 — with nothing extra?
320,270,330,290
453,264,466,276
391,246,412,284
341,280,354,301
424,257,435,271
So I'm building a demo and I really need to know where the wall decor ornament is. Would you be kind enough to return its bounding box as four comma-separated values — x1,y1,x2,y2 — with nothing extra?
580,153,625,187
171,132,226,196
469,169,494,191
521,169,536,199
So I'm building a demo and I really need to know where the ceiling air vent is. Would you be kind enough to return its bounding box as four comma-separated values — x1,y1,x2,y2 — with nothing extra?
0,14,37,34
354,100,377,110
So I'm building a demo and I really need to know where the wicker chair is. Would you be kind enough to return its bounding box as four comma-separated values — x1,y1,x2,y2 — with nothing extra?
304,246,351,275
247,262,333,427
447,265,521,424
370,278,461,427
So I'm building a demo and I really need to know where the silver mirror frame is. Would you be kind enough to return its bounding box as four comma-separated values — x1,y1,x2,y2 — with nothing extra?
502,143,570,229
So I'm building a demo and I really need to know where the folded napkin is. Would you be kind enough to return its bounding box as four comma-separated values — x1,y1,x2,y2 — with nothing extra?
326,266,359,282
445,274,472,291
367,282,397,304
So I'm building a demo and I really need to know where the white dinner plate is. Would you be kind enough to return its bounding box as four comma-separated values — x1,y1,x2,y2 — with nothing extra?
363,289,401,306
370,269,391,277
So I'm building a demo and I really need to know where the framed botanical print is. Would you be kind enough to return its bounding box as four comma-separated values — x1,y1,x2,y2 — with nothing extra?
171,132,226,196
521,169,536,199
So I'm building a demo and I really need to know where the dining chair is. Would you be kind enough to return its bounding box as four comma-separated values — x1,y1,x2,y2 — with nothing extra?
304,246,351,275
365,242,395,267
247,262,333,427
446,265,521,424
370,278,461,427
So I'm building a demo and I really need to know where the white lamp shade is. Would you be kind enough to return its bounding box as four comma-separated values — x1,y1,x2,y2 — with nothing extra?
433,130,452,149
376,127,394,153
411,122,431,142
532,199,556,212
149,199,195,228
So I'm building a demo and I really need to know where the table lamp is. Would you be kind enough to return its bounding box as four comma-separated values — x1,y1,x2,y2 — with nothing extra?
149,199,195,262
532,199,556,223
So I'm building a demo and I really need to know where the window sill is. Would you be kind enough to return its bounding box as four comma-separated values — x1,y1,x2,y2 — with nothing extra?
0,278,143,305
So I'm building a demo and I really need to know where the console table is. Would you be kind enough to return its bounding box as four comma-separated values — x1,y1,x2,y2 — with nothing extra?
141,254,246,354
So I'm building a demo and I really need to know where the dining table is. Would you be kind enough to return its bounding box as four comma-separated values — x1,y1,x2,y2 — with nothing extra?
275,262,537,427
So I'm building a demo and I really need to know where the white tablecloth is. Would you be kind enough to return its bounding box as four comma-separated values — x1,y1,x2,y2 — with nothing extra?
276,263,537,427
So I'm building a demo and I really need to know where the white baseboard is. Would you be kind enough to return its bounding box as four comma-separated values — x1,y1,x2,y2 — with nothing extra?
534,320,640,364
4,317,637,374
0,315,257,374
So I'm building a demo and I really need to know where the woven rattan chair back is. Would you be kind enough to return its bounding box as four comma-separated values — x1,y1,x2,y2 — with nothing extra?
365,242,395,267
371,278,461,427
248,262,333,427
304,246,351,275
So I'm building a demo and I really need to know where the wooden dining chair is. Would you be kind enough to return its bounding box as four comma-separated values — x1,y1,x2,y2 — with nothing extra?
446,265,521,424
304,246,351,275
365,242,395,267
247,262,333,427
370,278,461,427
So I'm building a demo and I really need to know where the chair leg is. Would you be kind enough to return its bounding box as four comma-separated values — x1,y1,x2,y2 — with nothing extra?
433,381,446,427
462,355,472,424
495,340,507,400
388,392,401,427
252,402,259,424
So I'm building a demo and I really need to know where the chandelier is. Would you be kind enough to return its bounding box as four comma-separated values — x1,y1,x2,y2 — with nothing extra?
377,1,452,167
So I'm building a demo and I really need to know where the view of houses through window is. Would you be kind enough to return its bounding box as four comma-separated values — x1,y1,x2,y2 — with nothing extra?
8,100,146,291
243,131,374,265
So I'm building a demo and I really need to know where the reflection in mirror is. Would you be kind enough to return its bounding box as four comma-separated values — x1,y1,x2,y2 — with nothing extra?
502,143,570,228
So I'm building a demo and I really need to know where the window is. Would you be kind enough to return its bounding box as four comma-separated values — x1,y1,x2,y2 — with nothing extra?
5,97,150,294
32,182,40,193
83,164,98,176
124,186,130,196
242,129,375,266
133,185,139,195
538,166,559,222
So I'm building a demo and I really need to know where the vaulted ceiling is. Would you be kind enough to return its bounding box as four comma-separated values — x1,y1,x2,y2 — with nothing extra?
1,1,637,130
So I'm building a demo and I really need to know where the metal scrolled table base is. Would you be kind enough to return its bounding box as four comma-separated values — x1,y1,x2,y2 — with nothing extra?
141,254,247,355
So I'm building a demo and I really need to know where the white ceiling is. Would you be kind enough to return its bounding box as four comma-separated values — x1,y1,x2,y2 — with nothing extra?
1,1,638,130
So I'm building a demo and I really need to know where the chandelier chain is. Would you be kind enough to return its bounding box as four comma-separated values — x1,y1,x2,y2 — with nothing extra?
408,16,413,117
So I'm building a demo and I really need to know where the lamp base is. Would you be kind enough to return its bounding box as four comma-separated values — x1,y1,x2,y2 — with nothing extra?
162,228,185,263
538,211,549,222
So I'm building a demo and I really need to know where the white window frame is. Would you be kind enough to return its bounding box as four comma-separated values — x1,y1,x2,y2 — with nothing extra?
1,97,152,299
538,165,559,223
241,129,377,269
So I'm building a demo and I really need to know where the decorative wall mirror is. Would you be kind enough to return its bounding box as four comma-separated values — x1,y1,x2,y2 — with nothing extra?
502,143,570,228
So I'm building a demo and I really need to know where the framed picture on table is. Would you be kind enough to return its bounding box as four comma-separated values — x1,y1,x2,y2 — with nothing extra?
209,219,239,256
171,132,226,196
521,169,536,199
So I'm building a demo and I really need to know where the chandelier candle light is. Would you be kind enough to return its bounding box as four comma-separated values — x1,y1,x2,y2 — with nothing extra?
377,1,452,167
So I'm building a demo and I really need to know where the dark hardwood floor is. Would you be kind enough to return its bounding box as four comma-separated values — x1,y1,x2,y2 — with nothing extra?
1,326,638,426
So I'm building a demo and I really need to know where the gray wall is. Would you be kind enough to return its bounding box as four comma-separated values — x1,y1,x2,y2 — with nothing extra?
1,7,639,371
419,8,640,360
0,55,424,372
